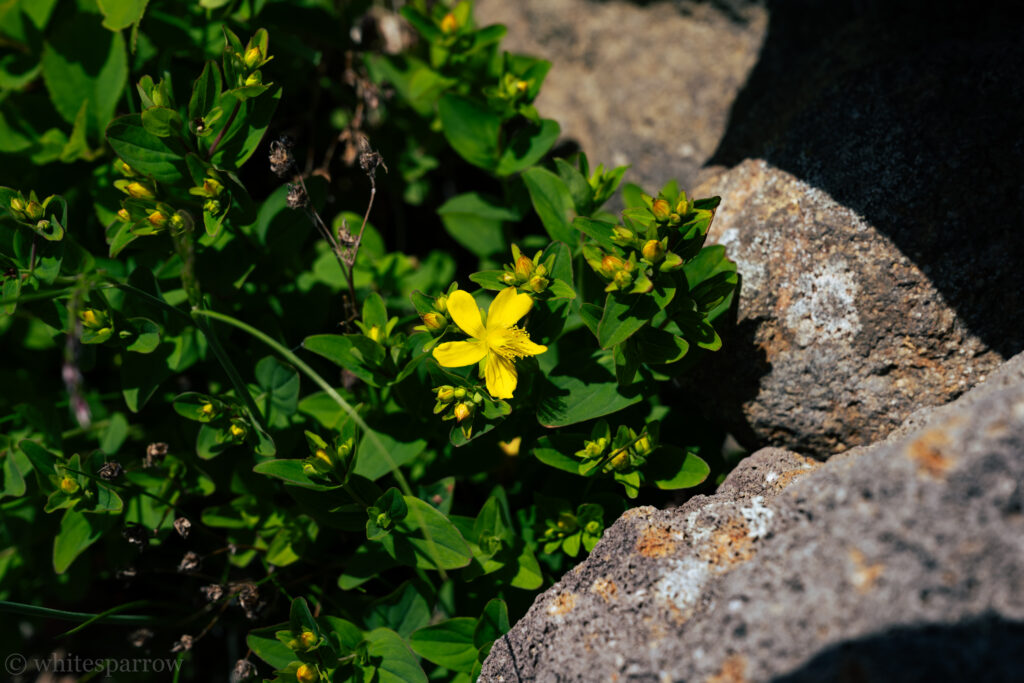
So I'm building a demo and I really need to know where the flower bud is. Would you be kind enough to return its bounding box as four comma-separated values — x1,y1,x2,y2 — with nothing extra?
515,254,533,278
641,239,665,262
501,271,517,285
453,387,467,399
125,182,155,199
534,264,548,278
244,47,262,69
651,199,671,221
453,402,471,422
366,325,383,342
169,213,187,232
81,309,105,329
611,225,634,243
59,476,79,494
201,403,215,417
421,312,447,331
634,435,652,454
244,72,261,88
585,520,601,535
609,448,630,471
295,664,318,683
311,448,333,473
115,159,135,177
147,210,168,228
9,197,26,217
433,294,448,314
516,79,529,93
298,629,317,650
229,423,247,439
440,12,459,33
25,201,44,221
612,269,633,289
202,178,224,197
203,199,221,215
675,198,690,215
601,254,624,273
436,385,455,403
117,208,131,222
528,275,548,293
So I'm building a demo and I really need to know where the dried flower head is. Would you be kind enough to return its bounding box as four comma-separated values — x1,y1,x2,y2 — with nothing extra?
98,461,123,481
286,183,308,209
235,582,262,619
171,634,193,653
178,551,201,573
116,566,138,580
269,137,295,178
123,525,150,547
231,659,258,683
357,135,387,181
173,517,192,539
144,442,168,468
128,628,154,648
201,584,225,602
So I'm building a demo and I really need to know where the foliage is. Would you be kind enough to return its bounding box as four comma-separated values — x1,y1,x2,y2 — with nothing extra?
0,1,736,681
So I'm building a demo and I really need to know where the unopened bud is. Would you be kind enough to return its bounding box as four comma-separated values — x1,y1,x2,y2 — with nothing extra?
244,72,261,88
515,254,533,278
117,208,131,222
9,197,26,217
244,47,262,69
203,178,224,196
651,199,671,221
125,182,155,199
436,386,455,402
528,275,548,293
585,520,601,534
81,309,103,328
59,476,79,494
115,159,136,177
147,210,168,228
634,436,652,454
421,312,447,331
611,225,633,243
453,387,467,399
203,199,221,214
366,325,382,342
298,629,317,650
433,294,448,314
295,664,318,683
600,254,624,273
25,201,44,221
534,264,548,278
641,239,665,262
312,448,332,472
501,271,517,285
516,79,529,93
675,198,690,215
609,449,630,471
201,403,215,417
440,12,459,33
229,423,246,439
453,402,471,422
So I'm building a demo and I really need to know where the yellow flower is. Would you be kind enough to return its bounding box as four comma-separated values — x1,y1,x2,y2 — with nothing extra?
432,288,547,399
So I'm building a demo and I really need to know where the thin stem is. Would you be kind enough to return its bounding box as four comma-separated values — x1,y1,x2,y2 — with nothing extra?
0,599,168,625
206,99,242,160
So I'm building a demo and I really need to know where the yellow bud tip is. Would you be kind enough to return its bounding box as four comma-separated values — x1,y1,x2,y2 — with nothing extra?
244,47,262,69
421,312,447,331
651,198,671,221
453,402,471,422
516,80,529,92
601,254,624,272
126,182,155,199
147,211,167,227
26,201,44,221
117,208,131,222
433,294,448,313
367,325,382,342
230,424,245,438
59,476,79,495
641,239,665,262
201,403,215,416
501,271,517,285
498,436,522,457
10,198,25,214
314,448,331,469
298,629,317,649
81,310,100,327
436,385,455,402
203,178,224,196
295,664,318,683
244,73,261,87
515,254,534,278
440,12,459,33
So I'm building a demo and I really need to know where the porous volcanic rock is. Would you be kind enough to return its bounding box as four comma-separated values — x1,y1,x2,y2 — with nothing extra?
480,352,1024,682
475,0,767,194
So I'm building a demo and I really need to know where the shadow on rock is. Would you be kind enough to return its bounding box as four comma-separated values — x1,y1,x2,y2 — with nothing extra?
708,0,1024,359
774,613,1024,682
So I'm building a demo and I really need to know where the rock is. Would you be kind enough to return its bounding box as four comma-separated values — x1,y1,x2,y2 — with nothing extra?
689,159,1008,456
480,352,1024,682
475,0,767,195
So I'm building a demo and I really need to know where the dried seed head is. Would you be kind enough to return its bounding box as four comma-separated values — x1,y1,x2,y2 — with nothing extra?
201,584,225,602
129,628,154,648
173,517,192,539
286,183,308,209
269,137,295,178
98,461,123,481
144,442,168,468
231,659,258,683
171,634,194,653
123,525,150,546
235,582,262,619
357,135,387,181
116,566,138,580
178,551,201,573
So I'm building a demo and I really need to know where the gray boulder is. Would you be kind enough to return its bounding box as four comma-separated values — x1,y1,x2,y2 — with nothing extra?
480,352,1024,682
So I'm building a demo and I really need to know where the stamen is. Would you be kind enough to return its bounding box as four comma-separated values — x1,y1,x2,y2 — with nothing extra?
490,326,534,360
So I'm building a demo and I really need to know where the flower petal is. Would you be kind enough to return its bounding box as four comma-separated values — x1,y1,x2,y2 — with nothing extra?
484,354,518,399
486,287,534,331
446,290,486,339
433,340,487,367
505,335,547,357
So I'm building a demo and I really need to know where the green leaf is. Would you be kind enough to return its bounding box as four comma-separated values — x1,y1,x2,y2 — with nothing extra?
635,326,689,365
125,317,161,354
365,627,428,683
106,115,186,183
354,430,425,482
252,460,338,491
189,60,222,121
532,435,581,474
646,447,710,490
302,334,380,387
140,106,183,138
410,618,478,673
247,624,295,670
120,347,171,412
210,86,282,170
365,581,432,639
537,364,642,428
474,599,510,649
41,16,127,139
438,94,501,170
522,166,576,244
495,118,560,176
378,497,472,570
53,508,106,574
99,412,128,455
437,192,519,258
255,356,300,428
555,158,594,216
597,292,658,349
97,0,148,31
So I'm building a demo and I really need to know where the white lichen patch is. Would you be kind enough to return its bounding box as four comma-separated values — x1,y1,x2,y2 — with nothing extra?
740,496,774,539
784,258,862,346
653,555,711,612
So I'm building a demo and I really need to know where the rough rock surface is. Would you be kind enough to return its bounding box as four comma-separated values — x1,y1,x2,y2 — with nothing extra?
688,159,1008,456
480,352,1024,682
475,0,767,195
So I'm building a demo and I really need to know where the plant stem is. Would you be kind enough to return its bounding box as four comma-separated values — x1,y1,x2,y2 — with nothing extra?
206,99,242,160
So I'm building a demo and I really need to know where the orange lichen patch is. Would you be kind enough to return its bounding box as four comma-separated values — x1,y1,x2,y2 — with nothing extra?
706,653,748,683
848,548,885,593
768,458,820,493
590,576,619,603
546,591,577,617
636,525,677,558
907,429,954,480
699,515,755,567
